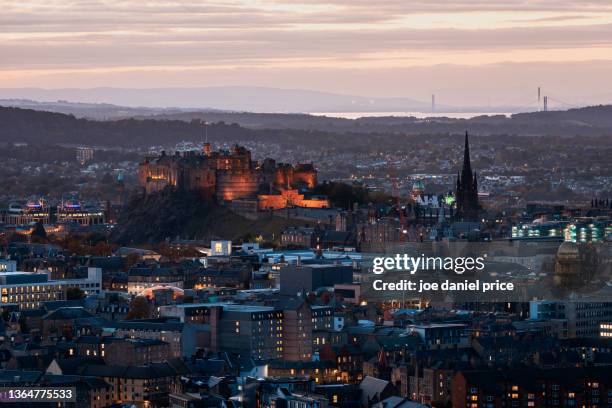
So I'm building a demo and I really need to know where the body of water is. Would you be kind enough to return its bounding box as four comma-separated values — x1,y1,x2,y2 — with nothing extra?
310,111,512,119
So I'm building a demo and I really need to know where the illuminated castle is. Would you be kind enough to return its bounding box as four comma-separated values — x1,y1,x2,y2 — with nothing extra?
138,144,329,210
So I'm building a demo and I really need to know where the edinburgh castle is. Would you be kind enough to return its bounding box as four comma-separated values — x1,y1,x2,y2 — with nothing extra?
138,143,330,211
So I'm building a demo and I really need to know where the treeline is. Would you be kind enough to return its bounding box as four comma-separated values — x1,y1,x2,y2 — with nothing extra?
312,181,393,209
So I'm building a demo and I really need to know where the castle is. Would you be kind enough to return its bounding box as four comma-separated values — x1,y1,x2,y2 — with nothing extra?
138,143,330,211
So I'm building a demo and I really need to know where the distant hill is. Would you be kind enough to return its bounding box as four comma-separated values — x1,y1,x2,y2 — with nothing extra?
512,105,612,127
1,105,612,149
0,98,208,120
0,86,432,113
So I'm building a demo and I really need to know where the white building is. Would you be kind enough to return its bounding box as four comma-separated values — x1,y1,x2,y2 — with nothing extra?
0,268,102,309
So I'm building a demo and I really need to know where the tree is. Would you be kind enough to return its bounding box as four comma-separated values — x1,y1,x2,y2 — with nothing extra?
66,287,85,300
31,221,48,243
19,314,28,333
126,296,151,320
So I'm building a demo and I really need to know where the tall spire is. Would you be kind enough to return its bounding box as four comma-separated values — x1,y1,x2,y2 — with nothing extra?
455,131,479,221
462,131,472,176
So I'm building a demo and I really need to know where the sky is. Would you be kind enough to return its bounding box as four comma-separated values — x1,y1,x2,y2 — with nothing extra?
2,0,612,108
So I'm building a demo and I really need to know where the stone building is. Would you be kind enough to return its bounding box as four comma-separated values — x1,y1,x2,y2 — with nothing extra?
138,144,328,210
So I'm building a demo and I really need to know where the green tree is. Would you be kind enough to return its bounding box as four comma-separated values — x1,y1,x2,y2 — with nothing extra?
66,287,85,300
19,315,28,333
126,296,151,320
31,221,48,243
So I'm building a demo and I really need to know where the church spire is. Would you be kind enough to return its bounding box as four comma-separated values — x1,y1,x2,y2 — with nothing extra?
455,131,480,221
462,131,472,176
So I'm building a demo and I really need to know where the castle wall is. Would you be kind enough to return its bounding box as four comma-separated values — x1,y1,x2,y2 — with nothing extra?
139,162,178,193
258,189,329,210
215,172,260,201
182,166,216,199
274,166,294,189
293,169,317,189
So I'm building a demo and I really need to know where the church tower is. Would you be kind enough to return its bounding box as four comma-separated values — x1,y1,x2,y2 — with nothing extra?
455,132,480,221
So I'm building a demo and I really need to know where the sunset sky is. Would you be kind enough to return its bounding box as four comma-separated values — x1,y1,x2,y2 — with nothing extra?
2,0,612,107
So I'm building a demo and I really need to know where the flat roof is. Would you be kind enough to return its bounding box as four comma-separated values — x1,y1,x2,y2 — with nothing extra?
166,302,276,312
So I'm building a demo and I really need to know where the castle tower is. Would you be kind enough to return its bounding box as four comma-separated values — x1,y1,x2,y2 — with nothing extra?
455,132,480,221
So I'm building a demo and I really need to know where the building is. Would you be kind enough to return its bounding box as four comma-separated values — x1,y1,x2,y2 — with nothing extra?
0,259,17,272
2,199,51,225
43,307,96,339
280,299,334,361
279,263,354,297
80,359,189,407
56,199,105,225
160,302,284,361
511,218,611,242
0,268,102,309
530,300,612,338
554,241,598,290
411,193,455,225
456,132,480,221
76,147,94,165
138,144,328,210
127,265,185,296
104,338,172,366
407,324,468,349
107,319,184,358
281,226,318,248
452,366,612,408
511,220,568,241
211,240,232,256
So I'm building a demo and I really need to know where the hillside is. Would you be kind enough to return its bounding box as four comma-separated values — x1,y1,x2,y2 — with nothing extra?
1,105,612,150
0,86,431,113
111,189,307,245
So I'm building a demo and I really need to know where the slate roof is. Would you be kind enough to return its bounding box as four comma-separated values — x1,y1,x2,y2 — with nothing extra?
107,319,184,332
50,356,106,375
359,376,392,401
80,358,190,379
43,307,93,320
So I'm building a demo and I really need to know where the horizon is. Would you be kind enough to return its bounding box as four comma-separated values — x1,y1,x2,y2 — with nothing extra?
0,85,608,114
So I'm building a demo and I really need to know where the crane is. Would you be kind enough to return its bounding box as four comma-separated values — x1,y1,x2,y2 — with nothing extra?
387,159,407,242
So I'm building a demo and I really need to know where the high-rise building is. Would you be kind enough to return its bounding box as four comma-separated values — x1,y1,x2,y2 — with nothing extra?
455,132,480,221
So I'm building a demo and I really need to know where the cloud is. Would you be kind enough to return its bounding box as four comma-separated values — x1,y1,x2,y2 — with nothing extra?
1,0,612,105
